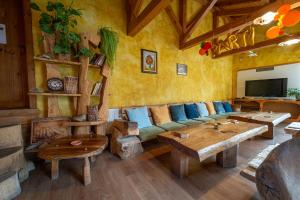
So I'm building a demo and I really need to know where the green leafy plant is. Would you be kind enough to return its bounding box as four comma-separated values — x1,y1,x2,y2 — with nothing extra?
287,88,300,99
77,47,93,58
98,27,119,68
31,1,82,55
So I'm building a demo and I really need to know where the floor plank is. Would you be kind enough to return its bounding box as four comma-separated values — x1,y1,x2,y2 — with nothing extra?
17,123,291,200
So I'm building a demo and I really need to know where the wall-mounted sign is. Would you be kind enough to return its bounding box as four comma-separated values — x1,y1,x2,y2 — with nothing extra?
0,24,7,44
212,26,255,57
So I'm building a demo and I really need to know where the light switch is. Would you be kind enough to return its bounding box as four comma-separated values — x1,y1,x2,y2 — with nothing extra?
0,24,7,44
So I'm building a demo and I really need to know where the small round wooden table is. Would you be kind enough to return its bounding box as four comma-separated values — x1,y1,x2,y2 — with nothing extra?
38,135,108,186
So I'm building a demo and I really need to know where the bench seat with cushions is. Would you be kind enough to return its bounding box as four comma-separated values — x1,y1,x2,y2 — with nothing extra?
113,101,240,142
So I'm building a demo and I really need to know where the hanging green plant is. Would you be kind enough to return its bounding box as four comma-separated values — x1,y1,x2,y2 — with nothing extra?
77,47,93,58
31,1,82,56
98,27,119,68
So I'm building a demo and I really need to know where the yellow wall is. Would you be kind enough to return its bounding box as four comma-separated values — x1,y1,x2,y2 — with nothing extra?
32,0,233,116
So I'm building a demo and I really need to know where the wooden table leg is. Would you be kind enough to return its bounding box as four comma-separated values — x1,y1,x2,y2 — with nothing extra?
217,145,237,168
83,157,91,185
51,159,59,180
90,156,96,163
262,124,273,139
171,148,189,178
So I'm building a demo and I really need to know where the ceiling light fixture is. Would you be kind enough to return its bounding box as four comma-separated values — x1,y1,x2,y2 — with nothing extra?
253,11,277,25
278,39,300,46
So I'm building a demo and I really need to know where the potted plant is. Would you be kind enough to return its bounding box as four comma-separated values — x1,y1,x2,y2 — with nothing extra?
287,88,300,100
31,1,83,60
98,27,119,69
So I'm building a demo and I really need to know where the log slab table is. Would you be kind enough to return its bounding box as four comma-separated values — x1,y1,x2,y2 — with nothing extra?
228,112,291,139
157,120,268,178
284,122,300,138
38,135,108,185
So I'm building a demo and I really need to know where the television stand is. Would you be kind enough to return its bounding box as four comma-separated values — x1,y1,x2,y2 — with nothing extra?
234,98,300,122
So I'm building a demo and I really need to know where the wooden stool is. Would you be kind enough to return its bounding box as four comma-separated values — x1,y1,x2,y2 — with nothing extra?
284,122,300,138
113,136,143,159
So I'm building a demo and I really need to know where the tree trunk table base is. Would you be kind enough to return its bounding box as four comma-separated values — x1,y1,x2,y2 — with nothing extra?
216,145,237,168
284,122,300,138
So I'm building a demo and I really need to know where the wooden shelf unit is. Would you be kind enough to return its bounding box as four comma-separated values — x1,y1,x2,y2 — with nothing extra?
28,92,82,97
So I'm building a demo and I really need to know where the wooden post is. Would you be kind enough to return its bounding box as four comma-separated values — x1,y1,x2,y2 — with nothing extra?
216,145,238,168
262,124,274,139
83,157,91,185
51,159,59,180
171,148,189,178
98,63,110,121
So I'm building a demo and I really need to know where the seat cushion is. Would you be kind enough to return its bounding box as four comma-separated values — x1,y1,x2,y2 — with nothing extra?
209,114,228,120
223,102,233,112
157,122,186,131
184,104,200,119
193,117,215,122
196,102,209,117
169,105,188,121
138,126,166,142
177,119,204,126
126,106,152,129
150,105,171,125
205,102,216,115
213,102,226,114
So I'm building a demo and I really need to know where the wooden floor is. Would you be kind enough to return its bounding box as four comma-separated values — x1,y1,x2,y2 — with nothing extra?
17,123,291,200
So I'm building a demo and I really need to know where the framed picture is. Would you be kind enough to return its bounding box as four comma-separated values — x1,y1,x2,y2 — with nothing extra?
141,49,157,74
177,63,187,76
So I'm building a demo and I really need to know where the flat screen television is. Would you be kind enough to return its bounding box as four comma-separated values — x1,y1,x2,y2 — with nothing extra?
245,78,288,97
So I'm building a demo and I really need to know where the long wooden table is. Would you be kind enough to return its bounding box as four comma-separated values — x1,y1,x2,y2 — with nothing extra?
157,120,268,178
38,135,108,185
228,112,291,139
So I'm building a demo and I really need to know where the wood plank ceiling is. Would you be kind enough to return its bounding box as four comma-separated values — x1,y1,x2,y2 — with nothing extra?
126,0,300,56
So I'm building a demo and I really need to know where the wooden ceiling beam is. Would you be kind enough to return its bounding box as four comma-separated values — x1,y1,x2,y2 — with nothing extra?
180,0,300,50
215,0,261,7
130,0,143,21
183,0,218,41
213,32,300,58
127,0,172,36
165,6,183,35
216,6,263,16
179,0,187,32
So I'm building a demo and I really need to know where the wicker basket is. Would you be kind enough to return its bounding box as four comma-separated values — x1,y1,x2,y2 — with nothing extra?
87,105,99,121
64,76,78,94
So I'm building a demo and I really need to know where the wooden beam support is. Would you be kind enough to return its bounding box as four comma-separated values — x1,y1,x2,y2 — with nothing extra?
213,32,300,58
127,0,172,36
215,0,260,7
216,6,263,17
165,5,183,35
130,0,143,21
179,0,187,33
183,0,218,41
180,0,300,50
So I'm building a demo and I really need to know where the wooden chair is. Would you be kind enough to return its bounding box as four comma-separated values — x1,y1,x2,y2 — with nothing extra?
256,138,300,200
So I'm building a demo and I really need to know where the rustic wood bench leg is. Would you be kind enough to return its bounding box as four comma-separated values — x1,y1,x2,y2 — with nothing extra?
51,159,59,180
262,124,273,139
217,145,237,168
171,148,189,178
83,157,91,185
90,156,96,163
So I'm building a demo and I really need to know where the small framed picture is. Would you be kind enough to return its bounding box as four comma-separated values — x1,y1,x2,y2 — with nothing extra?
177,63,187,76
141,49,157,74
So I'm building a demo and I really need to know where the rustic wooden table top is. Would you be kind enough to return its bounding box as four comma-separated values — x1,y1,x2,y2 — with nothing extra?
158,120,268,161
38,135,108,160
229,112,291,125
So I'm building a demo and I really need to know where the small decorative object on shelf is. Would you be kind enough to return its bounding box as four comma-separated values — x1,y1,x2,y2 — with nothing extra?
47,78,64,91
89,53,106,66
64,76,78,94
91,82,102,96
87,105,99,121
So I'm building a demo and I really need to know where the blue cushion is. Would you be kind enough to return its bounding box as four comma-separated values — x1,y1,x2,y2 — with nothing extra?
169,105,188,121
223,102,233,112
196,102,209,117
126,107,152,129
184,104,200,119
213,102,226,114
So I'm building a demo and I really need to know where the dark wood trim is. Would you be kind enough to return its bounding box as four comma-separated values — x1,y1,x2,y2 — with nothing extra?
165,6,183,35
216,6,263,16
215,0,261,7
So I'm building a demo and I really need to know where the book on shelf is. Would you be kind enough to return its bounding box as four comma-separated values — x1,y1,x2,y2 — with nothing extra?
91,82,102,96
90,53,106,66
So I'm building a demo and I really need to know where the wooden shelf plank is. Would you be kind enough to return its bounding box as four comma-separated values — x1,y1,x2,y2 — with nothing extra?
63,121,106,126
28,92,82,97
34,56,102,69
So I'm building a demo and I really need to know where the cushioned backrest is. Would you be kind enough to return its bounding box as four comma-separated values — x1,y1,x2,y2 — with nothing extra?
126,107,152,129
223,102,233,112
213,101,226,114
150,105,171,125
184,104,200,119
196,102,209,117
169,104,188,121
205,102,216,115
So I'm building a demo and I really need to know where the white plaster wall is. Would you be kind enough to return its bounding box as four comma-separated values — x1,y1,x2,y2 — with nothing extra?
237,63,300,97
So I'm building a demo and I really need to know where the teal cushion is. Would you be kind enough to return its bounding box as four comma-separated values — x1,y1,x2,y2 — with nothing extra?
139,126,165,141
177,119,204,126
157,122,186,131
169,105,188,121
223,102,233,112
196,102,209,117
126,107,152,129
209,114,228,120
213,102,226,114
193,117,215,122
184,104,200,119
